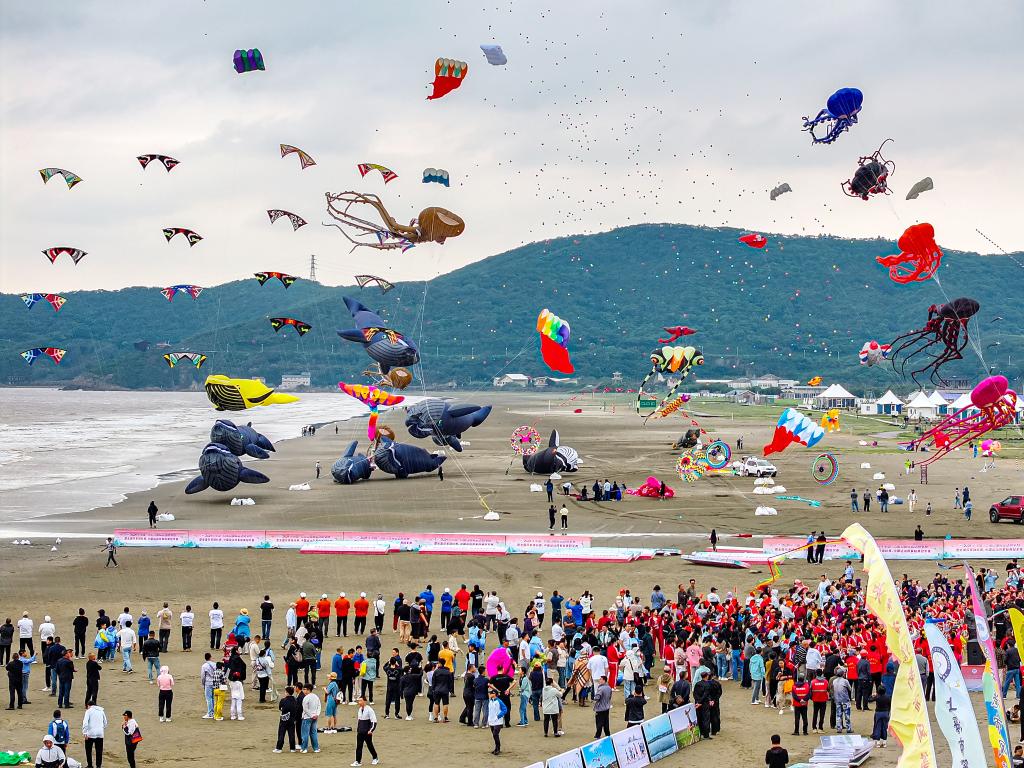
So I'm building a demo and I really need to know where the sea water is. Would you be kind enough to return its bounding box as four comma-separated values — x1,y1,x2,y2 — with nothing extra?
0,388,381,520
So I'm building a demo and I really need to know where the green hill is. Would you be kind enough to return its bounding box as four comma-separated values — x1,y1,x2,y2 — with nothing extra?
2,224,1020,394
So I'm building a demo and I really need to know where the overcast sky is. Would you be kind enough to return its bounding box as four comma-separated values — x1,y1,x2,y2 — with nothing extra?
2,0,1022,293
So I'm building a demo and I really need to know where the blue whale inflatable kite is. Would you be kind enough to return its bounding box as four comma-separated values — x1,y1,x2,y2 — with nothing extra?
372,437,445,479
210,420,275,459
404,398,492,452
331,440,374,484
522,430,579,475
337,296,419,373
185,443,270,494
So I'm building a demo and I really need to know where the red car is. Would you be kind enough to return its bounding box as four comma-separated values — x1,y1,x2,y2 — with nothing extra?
990,496,1024,523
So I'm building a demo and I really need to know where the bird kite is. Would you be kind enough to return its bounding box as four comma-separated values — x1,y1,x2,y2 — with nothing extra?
537,308,574,374
637,346,703,417
163,228,203,246
137,155,180,172
164,352,207,369
280,144,315,169
269,317,312,336
267,209,308,230
422,168,450,187
658,326,697,344
254,272,298,288
357,163,398,184
39,168,82,189
41,247,87,265
338,382,405,440
428,58,468,100
20,293,66,311
21,347,67,365
354,274,395,294
160,285,204,302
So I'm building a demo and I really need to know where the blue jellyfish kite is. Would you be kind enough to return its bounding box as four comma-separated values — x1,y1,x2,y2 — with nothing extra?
331,441,374,484
802,87,863,145
185,443,270,494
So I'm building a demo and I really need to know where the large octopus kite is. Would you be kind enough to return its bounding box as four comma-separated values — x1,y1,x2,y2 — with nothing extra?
324,191,465,252
888,297,979,385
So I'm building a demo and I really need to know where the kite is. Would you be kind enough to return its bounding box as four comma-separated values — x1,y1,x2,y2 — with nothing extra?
807,376,822,386
210,419,274,459
859,340,892,366
537,308,574,374
628,476,675,498
422,168,450,187
137,154,179,172
325,192,463,252
981,439,1002,457
267,209,308,230
658,326,697,343
509,426,542,456
801,87,863,145
480,44,507,65
769,182,792,201
776,495,823,507
676,441,731,484
876,222,944,283
363,365,413,389
763,407,825,456
906,177,934,200
280,144,316,169
163,227,203,246
204,374,299,411
811,453,839,485
20,347,67,365
636,345,703,417
841,139,895,200
254,271,298,288
649,394,692,420
20,293,66,312
331,440,374,484
427,58,468,100
338,382,406,440
888,297,979,385
185,443,269,494
673,429,702,451
41,247,87,265
357,163,398,184
163,352,207,369
160,284,203,301
820,409,841,432
39,167,83,189
738,233,767,249
269,317,312,336
354,274,395,294
337,296,419,372
233,48,265,73
907,375,1017,466
405,398,491,451
522,430,579,474
372,437,446,479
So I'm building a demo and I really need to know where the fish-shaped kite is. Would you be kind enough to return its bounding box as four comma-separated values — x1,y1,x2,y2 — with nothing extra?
39,168,83,189
163,228,203,247
338,381,405,440
21,347,67,365
160,285,204,302
21,293,67,312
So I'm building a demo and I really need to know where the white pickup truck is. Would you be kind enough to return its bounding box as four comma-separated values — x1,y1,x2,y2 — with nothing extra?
739,457,778,478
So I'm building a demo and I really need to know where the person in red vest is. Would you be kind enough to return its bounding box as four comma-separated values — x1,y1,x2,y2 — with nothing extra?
295,593,310,627
454,585,471,614
316,595,331,636
335,593,351,637
354,593,370,635
791,676,810,736
809,671,830,732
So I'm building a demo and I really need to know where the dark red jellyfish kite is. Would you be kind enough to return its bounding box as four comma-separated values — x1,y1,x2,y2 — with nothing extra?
738,233,767,249
888,297,979,385
876,223,944,283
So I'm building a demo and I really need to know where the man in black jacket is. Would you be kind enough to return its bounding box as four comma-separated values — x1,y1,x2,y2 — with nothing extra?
274,686,299,753
6,654,23,709
85,653,101,706
669,676,691,709
459,664,477,725
73,610,90,659
693,671,715,738
55,649,75,708
490,670,513,727
382,650,402,719
431,664,455,722
365,629,381,662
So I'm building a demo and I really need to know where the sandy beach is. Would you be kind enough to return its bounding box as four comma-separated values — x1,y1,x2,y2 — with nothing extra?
1,392,1019,766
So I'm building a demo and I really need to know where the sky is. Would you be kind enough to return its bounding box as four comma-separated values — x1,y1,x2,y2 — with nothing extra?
2,0,1022,293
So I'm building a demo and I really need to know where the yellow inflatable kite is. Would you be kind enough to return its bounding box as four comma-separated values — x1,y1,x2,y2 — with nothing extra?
204,374,300,411
820,409,841,432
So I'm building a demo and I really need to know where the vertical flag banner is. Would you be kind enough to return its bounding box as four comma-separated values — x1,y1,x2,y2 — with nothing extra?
924,622,987,768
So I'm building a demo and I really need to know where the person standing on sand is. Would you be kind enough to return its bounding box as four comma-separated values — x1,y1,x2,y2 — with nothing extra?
965,500,973,521
765,734,789,768
122,710,141,768
545,479,554,502
862,490,871,513
925,502,932,517
147,501,158,528
315,461,321,479
101,539,118,568
710,529,718,552
438,465,443,482
548,505,556,531
560,504,569,532
954,487,962,509
908,489,917,514
850,489,859,512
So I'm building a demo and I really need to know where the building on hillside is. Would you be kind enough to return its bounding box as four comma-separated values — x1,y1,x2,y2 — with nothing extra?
859,390,904,415
280,372,312,390
493,373,530,388
532,376,579,387
611,372,624,383
906,391,938,420
812,383,857,410
749,374,799,389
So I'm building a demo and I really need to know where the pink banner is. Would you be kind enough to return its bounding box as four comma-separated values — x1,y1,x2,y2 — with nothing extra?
113,529,189,547
763,536,1024,561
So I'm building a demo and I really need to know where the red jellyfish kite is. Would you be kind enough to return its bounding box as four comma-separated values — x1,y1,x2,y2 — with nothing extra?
738,233,767,249
428,58,467,100
875,223,944,283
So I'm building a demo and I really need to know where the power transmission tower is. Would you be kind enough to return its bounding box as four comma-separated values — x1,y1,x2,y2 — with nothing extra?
309,254,317,282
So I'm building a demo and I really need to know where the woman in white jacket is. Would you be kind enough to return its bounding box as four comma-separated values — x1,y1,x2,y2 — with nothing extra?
82,702,107,768
35,734,65,768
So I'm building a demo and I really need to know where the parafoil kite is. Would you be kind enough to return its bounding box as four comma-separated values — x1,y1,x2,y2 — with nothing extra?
807,376,822,386
636,346,703,417
658,326,697,343
267,209,308,230
763,407,825,456
39,167,83,189
908,375,1017,466
859,340,891,366
163,227,203,247
185,443,269,494
405,398,492,451
738,233,767,249
20,347,66,365
422,168,450,187
905,177,934,200
480,44,507,65
269,317,312,336
42,247,86,265
280,144,315,169
163,352,207,369
354,274,395,294
254,271,298,288
338,296,419,373
888,297,979,385
337,381,405,440
875,222,943,283
628,476,675,498
233,48,265,73
137,154,179,172
769,182,792,201
537,308,574,374
820,409,841,432
20,293,66,311
325,192,464,252
210,419,275,459
331,440,374,484
357,163,398,184
204,374,299,411
841,139,894,200
801,87,863,145
427,58,468,100
522,430,579,475
160,284,203,302
372,437,446,479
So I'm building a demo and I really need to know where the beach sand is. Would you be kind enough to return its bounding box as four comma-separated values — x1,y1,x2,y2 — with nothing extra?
1,392,1018,765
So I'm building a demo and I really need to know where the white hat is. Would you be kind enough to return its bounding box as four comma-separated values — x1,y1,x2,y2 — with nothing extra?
42,734,54,744
360,592,366,598
444,588,450,593
537,592,543,597
321,594,328,599
44,615,51,622
300,592,306,598
340,592,346,598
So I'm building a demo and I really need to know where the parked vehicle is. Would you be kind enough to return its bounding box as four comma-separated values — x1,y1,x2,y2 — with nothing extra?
990,495,1024,523
739,457,778,478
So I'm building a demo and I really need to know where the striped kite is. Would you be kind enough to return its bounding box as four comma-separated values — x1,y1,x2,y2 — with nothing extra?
357,163,398,184
280,144,316,169
39,168,82,189
160,285,204,302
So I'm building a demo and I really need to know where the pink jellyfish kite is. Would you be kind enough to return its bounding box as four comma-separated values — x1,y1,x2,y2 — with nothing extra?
485,645,515,678
907,375,1017,466
626,476,675,498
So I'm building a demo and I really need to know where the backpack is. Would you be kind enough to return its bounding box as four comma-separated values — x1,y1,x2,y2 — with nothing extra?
51,719,70,744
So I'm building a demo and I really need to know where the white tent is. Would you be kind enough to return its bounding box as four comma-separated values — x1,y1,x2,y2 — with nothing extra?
813,383,857,409
927,391,949,414
876,390,904,415
949,391,973,412
907,391,938,420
